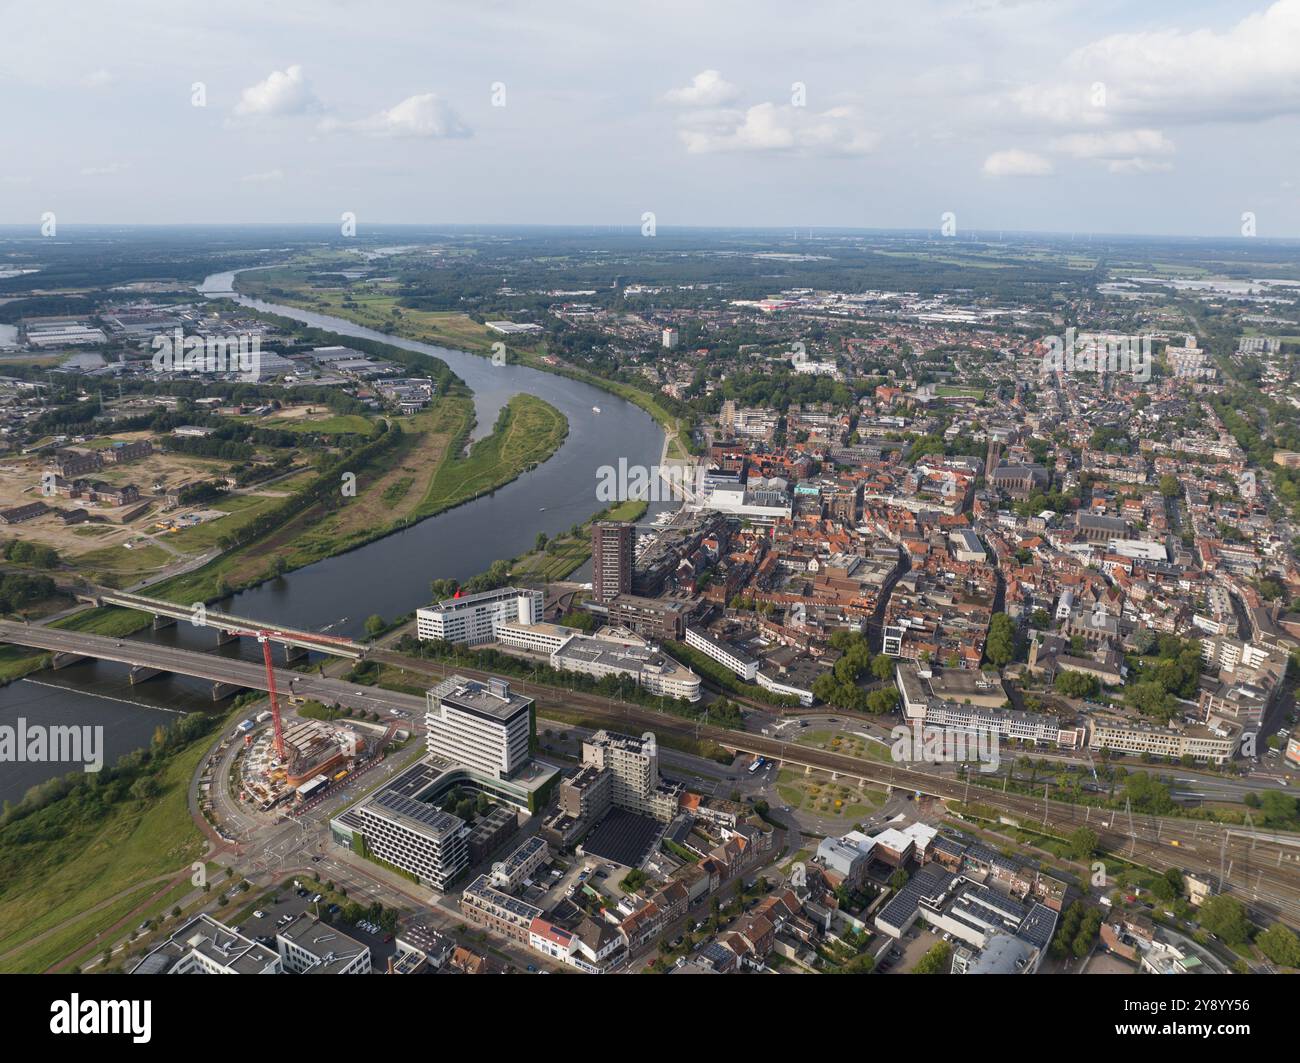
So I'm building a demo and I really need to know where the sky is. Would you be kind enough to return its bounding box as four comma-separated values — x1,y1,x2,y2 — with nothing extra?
2,0,1299,237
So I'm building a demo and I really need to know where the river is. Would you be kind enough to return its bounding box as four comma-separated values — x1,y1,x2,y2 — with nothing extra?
0,267,672,802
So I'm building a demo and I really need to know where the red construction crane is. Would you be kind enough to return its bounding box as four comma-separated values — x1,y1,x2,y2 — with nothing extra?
221,627,363,765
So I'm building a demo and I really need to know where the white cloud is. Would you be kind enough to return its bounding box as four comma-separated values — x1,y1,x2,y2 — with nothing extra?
81,69,114,89
982,149,1053,177
680,103,877,156
1015,0,1300,126
80,162,129,177
320,93,471,139
234,65,322,118
664,70,739,107
241,169,284,183
1050,129,1175,159
1105,157,1173,175
1049,128,1175,174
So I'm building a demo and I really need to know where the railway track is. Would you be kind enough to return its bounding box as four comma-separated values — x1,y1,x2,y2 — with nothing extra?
374,649,1300,925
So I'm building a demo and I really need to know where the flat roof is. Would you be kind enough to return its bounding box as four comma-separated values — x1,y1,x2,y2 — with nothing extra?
433,675,533,722
365,789,463,841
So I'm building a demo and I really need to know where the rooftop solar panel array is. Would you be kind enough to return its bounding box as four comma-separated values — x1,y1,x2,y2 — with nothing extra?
372,789,461,836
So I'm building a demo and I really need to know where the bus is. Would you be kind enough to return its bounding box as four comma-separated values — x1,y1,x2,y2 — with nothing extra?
748,757,766,775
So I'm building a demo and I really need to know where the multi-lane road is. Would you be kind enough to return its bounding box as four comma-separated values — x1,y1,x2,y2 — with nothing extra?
0,618,420,714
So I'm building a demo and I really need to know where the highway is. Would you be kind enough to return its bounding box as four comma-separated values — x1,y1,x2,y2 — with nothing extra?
91,589,368,658
0,619,421,715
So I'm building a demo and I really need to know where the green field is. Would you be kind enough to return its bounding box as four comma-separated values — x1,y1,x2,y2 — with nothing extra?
775,767,886,820
510,499,647,582
141,394,565,606
0,722,218,973
417,393,567,515
72,541,175,586
261,413,375,435
235,264,685,460
236,269,496,354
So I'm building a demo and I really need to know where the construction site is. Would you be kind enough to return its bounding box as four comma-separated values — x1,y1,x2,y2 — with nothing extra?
237,717,371,810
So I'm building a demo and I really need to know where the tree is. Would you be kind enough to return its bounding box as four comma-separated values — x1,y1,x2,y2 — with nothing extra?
1198,895,1250,946
1067,826,1098,861
912,941,952,974
871,653,895,682
985,612,1016,667
1158,473,1181,498
364,614,385,637
1257,923,1300,968
1054,670,1099,699
1258,790,1298,828
1130,626,1157,655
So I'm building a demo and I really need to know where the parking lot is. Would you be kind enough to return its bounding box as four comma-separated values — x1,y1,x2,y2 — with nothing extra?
877,926,944,974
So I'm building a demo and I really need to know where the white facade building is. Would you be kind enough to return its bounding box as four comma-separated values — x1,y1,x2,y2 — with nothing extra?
354,790,469,891
416,587,543,646
426,675,534,780
551,631,701,701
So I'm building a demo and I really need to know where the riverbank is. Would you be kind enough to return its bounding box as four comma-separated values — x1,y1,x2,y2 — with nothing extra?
140,393,566,606
0,707,233,973
0,393,569,679
234,265,691,461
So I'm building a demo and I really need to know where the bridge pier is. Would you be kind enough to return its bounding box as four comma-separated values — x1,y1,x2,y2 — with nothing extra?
283,643,307,664
151,613,177,631
49,652,89,670
216,629,239,646
129,665,166,685
210,682,241,701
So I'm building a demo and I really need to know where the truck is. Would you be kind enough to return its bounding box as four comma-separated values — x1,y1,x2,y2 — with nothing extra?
296,775,329,801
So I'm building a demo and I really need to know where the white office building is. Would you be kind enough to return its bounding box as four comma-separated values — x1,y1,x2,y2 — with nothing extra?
426,675,534,781
685,625,759,681
131,915,283,975
276,918,372,974
354,789,469,891
550,631,701,701
416,587,543,646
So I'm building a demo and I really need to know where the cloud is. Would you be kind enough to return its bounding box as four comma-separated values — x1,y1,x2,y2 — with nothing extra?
319,93,471,139
982,149,1053,176
680,102,877,156
81,69,114,90
1105,157,1173,175
1014,0,1300,126
1050,128,1174,159
1049,128,1175,174
233,65,322,118
80,162,130,177
241,169,284,183
664,69,740,107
